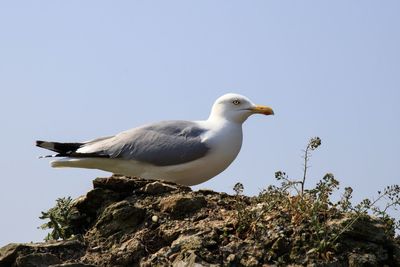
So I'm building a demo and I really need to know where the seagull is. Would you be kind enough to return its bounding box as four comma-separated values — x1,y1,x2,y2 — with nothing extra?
36,93,274,186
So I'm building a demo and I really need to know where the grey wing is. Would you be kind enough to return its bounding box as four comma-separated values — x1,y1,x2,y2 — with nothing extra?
78,121,211,166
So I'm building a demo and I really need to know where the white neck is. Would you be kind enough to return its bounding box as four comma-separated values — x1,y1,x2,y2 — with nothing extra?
208,109,251,124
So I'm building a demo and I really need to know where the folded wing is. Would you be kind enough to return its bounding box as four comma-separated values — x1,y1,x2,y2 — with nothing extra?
65,120,211,166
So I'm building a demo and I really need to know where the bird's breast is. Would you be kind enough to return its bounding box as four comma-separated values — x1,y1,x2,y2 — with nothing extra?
202,124,243,165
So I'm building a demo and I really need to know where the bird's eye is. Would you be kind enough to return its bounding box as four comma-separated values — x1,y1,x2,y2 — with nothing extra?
232,99,241,105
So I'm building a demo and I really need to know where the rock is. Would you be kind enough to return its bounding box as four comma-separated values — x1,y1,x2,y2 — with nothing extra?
93,176,191,194
170,235,203,252
93,176,148,192
172,251,218,267
16,252,60,267
139,181,178,194
160,194,207,217
1,175,399,267
239,255,259,267
344,217,388,244
348,253,379,267
269,236,290,260
74,188,126,217
94,200,146,236
197,189,219,196
0,243,21,266
111,238,145,265
226,253,236,263
0,240,85,267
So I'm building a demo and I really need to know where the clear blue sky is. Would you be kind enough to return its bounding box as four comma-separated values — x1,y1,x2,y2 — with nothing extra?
0,1,399,246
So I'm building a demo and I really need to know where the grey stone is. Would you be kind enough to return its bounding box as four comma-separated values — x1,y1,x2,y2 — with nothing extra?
140,181,178,194
16,252,60,267
95,200,146,236
348,253,379,267
160,194,207,217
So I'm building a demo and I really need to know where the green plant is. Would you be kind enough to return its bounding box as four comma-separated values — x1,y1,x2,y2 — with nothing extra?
233,182,254,236
301,137,321,194
332,184,400,241
232,137,400,263
39,196,74,241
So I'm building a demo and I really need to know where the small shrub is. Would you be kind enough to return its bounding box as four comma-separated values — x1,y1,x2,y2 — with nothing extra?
233,137,400,263
233,182,254,236
39,196,74,241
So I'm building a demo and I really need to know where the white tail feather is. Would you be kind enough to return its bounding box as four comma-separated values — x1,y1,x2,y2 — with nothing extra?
50,158,118,170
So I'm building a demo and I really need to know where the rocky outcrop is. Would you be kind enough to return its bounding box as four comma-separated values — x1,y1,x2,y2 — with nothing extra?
1,175,399,267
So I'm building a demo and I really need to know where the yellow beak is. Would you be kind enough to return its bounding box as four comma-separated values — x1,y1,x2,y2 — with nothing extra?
251,105,274,115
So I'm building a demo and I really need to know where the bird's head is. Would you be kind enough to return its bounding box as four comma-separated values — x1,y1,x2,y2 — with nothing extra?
209,93,274,123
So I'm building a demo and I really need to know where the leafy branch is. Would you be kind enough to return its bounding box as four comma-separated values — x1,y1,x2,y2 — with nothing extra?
39,197,74,241
301,137,321,194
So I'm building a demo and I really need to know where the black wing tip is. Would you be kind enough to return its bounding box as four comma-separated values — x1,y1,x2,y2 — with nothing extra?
36,140,45,147
36,140,54,149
